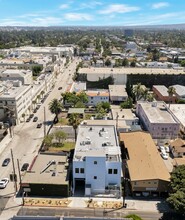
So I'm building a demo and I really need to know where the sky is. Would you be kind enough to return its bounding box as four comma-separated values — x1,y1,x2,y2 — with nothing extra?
0,0,185,26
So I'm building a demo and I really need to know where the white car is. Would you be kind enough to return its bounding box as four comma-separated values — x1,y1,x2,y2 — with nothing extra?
0,178,9,189
161,152,168,160
159,146,165,152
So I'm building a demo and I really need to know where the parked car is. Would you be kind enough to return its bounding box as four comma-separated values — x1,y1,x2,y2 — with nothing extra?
0,178,9,189
33,109,37,113
26,118,31,122
37,123,42,128
58,87,63,90
33,116,38,122
159,146,165,152
161,151,168,160
29,114,34,118
21,163,29,171
2,158,10,166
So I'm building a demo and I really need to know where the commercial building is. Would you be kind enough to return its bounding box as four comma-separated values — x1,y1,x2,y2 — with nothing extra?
152,85,177,103
136,101,180,140
0,81,32,124
21,154,69,197
109,85,128,103
0,69,33,85
78,67,184,85
73,125,122,197
120,132,170,196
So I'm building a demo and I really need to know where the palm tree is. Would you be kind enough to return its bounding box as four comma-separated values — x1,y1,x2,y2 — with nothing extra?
167,86,176,108
49,99,62,123
133,83,143,102
68,113,81,142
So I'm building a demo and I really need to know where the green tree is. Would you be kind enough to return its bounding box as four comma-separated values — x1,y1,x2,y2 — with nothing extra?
32,66,43,76
105,59,111,66
68,113,81,142
49,99,62,123
43,134,54,150
126,80,134,98
133,83,143,102
130,60,136,67
54,130,67,145
167,165,185,215
122,58,129,67
120,97,133,109
167,86,176,108
125,214,143,220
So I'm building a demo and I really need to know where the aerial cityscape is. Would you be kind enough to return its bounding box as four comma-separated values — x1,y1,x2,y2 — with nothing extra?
0,1,185,220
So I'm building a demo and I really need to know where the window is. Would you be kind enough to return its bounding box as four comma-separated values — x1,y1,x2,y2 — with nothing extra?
94,176,97,179
94,161,97,165
80,168,84,173
134,182,137,185
91,97,93,99
108,169,112,174
114,169,118,174
75,168,79,173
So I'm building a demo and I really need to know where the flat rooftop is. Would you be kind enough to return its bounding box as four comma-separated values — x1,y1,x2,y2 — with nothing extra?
138,101,178,124
173,84,185,97
74,125,121,162
170,104,185,127
22,154,69,185
153,85,169,96
1,69,31,77
111,105,138,121
0,84,31,99
78,67,185,75
109,85,128,97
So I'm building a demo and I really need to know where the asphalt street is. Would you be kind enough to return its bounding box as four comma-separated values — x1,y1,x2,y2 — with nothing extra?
0,57,80,211
17,207,165,220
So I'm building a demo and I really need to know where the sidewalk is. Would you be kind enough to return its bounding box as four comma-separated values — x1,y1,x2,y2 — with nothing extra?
0,194,169,220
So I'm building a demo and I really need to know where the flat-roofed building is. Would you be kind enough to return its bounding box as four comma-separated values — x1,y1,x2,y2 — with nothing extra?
136,101,180,140
120,131,170,196
21,154,69,197
0,81,32,124
73,125,122,197
111,105,139,126
173,84,185,100
109,85,128,103
78,67,184,85
153,85,177,103
86,90,109,106
169,104,185,134
70,82,86,93
0,69,33,85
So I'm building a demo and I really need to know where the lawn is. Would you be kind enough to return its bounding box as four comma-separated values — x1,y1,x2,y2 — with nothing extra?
57,118,69,125
48,142,75,152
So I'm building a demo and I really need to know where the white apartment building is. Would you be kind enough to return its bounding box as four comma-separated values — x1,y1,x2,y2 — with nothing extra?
136,101,180,141
73,125,122,197
0,81,32,124
0,69,33,85
86,90,109,106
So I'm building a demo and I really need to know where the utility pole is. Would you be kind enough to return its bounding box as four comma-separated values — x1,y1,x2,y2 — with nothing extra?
17,159,22,191
11,149,18,194
44,106,46,137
